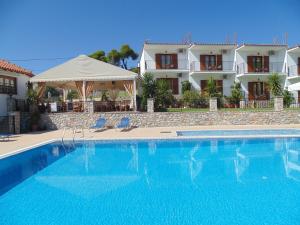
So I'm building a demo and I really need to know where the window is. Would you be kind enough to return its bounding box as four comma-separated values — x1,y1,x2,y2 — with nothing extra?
248,82,269,100
253,56,263,72
157,78,179,94
200,80,223,95
200,55,222,71
253,82,264,96
0,75,17,95
155,54,178,69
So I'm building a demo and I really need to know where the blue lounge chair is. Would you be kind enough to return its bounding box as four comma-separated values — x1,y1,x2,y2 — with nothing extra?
90,118,107,131
116,117,131,130
0,133,11,141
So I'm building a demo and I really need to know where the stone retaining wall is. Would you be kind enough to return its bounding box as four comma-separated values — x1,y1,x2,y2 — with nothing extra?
41,111,300,130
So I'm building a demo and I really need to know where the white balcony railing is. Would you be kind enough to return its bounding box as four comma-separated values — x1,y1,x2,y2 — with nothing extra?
145,60,188,70
190,61,234,73
236,62,285,75
288,65,300,77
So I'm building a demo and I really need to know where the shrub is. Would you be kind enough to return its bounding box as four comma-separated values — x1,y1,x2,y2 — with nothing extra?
182,90,208,108
154,79,174,109
229,82,243,106
283,90,294,107
181,81,192,94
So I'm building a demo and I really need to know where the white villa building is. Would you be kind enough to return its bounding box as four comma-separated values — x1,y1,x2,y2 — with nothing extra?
139,42,300,101
0,60,33,116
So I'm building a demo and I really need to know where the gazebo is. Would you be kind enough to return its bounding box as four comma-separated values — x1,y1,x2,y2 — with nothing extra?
30,55,138,112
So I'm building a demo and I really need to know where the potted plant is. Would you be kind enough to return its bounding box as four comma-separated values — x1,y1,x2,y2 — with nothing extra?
30,111,40,131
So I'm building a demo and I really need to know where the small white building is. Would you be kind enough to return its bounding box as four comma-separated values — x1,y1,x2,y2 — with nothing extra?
235,44,287,100
0,60,33,116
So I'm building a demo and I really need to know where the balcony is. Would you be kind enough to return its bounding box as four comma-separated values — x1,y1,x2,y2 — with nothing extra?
237,62,285,75
288,65,300,78
144,60,188,71
190,61,234,73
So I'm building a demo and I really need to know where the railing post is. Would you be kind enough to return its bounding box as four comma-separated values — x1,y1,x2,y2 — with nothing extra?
274,96,283,112
209,97,218,112
147,98,154,113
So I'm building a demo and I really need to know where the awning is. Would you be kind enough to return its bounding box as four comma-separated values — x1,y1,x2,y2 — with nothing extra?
288,82,300,91
30,54,137,82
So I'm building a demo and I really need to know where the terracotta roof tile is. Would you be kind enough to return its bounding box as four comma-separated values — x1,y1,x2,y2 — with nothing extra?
0,60,33,77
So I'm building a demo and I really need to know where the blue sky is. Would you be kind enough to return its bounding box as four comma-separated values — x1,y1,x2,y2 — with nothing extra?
0,0,299,74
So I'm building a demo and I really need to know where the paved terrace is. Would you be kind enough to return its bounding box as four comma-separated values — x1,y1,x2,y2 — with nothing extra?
1,124,300,158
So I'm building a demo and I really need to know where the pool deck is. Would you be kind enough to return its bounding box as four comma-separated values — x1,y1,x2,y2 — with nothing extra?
1,124,300,158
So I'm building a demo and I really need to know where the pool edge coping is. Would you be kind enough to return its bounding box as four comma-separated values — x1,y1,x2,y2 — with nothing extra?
2,134,300,160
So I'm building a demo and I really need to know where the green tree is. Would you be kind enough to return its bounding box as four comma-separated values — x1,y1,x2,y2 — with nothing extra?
283,90,294,107
155,79,173,109
119,45,139,70
141,73,156,110
44,86,60,98
230,82,243,106
181,81,192,94
67,90,79,100
89,45,138,70
268,73,283,97
107,49,121,66
89,50,108,62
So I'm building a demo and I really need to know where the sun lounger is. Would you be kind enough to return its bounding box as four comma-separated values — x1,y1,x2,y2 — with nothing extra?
116,117,131,130
89,118,107,131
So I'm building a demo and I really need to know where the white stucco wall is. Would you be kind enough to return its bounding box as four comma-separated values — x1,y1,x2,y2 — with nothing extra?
0,69,30,116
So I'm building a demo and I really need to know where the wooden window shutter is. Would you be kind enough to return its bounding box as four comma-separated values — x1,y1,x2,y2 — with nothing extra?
200,80,207,94
216,80,223,94
264,82,270,100
263,56,269,72
172,78,179,94
247,56,254,73
298,58,300,75
248,82,255,100
171,54,178,69
200,55,206,71
155,54,161,69
217,55,223,70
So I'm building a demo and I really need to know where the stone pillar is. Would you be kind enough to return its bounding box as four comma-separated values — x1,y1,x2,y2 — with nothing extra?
8,111,20,134
274,96,283,112
84,101,94,114
209,98,218,112
240,100,245,109
147,98,154,113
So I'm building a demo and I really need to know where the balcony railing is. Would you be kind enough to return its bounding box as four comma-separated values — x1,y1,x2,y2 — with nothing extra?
145,60,188,70
0,85,17,95
237,62,285,75
288,64,300,77
190,61,234,72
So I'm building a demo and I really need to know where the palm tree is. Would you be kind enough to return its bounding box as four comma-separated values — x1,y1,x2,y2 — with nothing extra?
267,73,283,97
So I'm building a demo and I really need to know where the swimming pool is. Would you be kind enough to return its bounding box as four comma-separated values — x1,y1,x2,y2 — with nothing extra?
1,138,300,224
177,129,300,137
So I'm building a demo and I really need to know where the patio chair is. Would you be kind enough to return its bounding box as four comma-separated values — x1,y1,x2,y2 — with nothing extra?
0,133,11,141
89,118,107,131
116,117,131,130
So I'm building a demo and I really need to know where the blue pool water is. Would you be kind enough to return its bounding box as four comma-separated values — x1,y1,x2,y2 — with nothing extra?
177,129,300,137
1,138,300,225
